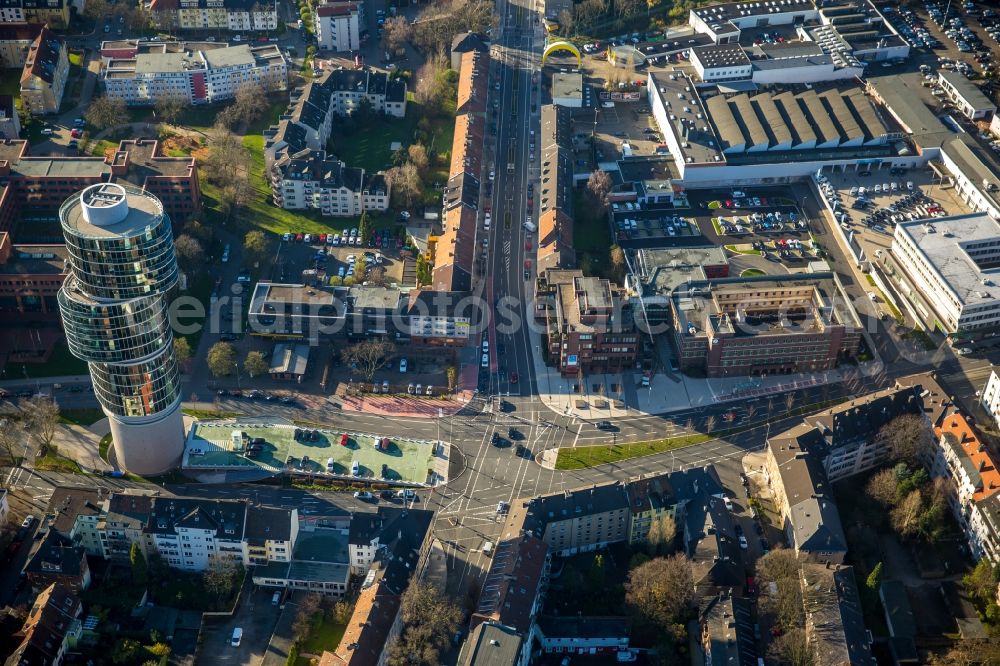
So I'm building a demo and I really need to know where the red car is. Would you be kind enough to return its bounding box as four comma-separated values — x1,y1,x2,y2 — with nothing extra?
70,128,82,138
725,199,733,208
295,233,304,242
510,372,518,384
746,576,756,596
484,205,491,214
318,233,327,243
340,434,349,447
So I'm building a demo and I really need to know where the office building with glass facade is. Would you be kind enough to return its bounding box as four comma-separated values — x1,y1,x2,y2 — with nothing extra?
57,183,185,474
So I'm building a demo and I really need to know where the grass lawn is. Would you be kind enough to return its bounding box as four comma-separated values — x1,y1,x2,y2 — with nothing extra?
35,450,84,474
0,69,20,96
711,217,724,235
724,244,762,256
181,409,242,420
557,397,853,469
572,191,617,279
302,617,347,654
556,432,712,470
329,101,455,173
707,200,721,209
20,341,88,378
60,408,105,427
740,269,765,277
99,433,112,463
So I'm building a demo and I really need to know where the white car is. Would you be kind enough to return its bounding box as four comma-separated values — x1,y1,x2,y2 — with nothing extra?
399,358,408,373
353,491,374,500
482,339,489,352
738,535,748,550
481,353,489,368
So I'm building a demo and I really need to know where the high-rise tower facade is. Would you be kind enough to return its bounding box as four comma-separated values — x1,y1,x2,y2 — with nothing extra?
58,183,184,475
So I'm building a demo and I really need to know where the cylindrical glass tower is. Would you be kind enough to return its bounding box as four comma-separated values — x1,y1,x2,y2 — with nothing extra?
58,183,185,475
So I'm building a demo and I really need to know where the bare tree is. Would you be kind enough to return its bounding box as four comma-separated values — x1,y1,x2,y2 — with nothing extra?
413,55,454,116
557,8,575,36
382,16,412,53
153,92,189,126
341,339,397,385
203,557,242,598
756,549,804,633
386,580,462,666
85,96,126,131
173,235,205,273
610,245,626,281
625,555,694,628
705,414,717,434
784,391,796,413
292,593,322,644
385,163,423,209
645,514,676,555
876,413,932,467
407,143,430,175
204,124,254,218
865,468,898,507
0,419,23,468
587,170,613,208
767,628,812,666
20,395,59,454
890,489,924,537
243,230,269,266
746,402,759,422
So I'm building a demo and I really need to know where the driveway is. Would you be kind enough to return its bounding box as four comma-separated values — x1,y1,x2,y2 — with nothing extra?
197,580,282,666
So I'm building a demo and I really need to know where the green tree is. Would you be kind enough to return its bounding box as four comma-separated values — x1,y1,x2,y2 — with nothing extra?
243,230,268,266
866,562,882,593
964,560,1000,606
84,95,126,131
588,553,606,589
207,342,237,377
111,638,142,664
173,337,192,366
130,543,148,585
243,351,269,378
359,211,372,244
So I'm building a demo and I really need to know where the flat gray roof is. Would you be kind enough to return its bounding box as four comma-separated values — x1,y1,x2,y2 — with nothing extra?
938,70,996,112
896,212,1000,307
868,74,953,149
551,72,583,100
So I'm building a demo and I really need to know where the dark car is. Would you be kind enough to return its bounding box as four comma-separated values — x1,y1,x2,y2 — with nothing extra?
491,432,502,446
380,490,395,500
508,427,519,440
596,420,613,430
516,444,530,458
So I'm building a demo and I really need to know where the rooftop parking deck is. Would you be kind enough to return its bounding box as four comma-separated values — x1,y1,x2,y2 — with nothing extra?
183,418,445,485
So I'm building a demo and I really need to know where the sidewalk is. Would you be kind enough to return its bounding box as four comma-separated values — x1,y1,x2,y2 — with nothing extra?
53,418,112,474
526,327,879,419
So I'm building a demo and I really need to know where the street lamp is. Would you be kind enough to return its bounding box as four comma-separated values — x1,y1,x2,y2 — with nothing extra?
234,361,242,391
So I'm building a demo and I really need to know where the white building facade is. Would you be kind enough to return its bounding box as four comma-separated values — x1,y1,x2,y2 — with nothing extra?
102,43,287,106
314,2,360,52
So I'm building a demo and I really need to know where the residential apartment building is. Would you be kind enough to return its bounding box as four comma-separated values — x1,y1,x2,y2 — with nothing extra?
4,584,82,666
459,623,525,666
697,591,754,666
538,269,639,376
314,2,360,53
764,438,848,564
320,509,434,666
102,41,287,106
671,273,863,377
471,535,549,645
252,525,349,597
799,563,873,666
928,412,1000,563
0,22,42,67
269,149,389,217
24,532,91,593
148,0,279,32
0,95,20,138
406,289,473,347
980,369,1000,431
19,25,67,115
429,47,488,295
46,488,106,556
537,104,576,275
0,0,71,27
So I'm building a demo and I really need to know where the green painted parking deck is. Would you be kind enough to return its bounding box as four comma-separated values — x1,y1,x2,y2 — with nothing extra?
183,418,445,485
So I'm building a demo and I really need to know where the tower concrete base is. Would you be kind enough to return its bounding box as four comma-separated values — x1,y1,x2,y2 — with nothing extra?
108,400,185,476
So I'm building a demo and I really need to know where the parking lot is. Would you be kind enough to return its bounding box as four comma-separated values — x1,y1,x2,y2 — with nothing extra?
269,229,407,286
184,421,442,484
198,583,281,666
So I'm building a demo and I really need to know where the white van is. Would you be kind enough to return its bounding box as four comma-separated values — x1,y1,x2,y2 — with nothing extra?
231,628,243,647
272,592,281,606
326,457,335,472
351,460,360,476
